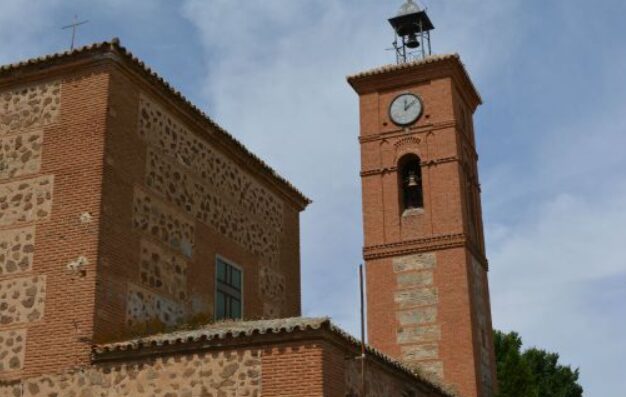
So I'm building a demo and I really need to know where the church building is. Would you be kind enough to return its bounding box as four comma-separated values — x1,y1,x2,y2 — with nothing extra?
0,2,496,396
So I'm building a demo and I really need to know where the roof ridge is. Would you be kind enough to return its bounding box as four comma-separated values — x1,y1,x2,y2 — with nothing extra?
0,38,311,207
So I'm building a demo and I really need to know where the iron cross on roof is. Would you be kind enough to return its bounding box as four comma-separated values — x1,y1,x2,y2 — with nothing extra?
62,15,89,50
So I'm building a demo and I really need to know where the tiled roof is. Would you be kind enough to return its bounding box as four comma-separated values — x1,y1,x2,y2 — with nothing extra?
347,53,482,104
0,39,311,207
95,317,457,397
347,53,460,82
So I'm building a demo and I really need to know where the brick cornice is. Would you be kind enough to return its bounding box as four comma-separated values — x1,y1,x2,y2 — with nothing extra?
363,233,489,270
347,54,482,111
360,156,460,177
363,233,466,259
358,120,456,144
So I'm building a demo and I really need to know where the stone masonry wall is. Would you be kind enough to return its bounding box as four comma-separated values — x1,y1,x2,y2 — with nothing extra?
0,227,35,276
393,253,444,379
139,238,188,301
1,349,261,397
0,82,60,135
126,284,185,328
0,330,26,373
0,131,43,180
0,80,59,379
125,93,289,326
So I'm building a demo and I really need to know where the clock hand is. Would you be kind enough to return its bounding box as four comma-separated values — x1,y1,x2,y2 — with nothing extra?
404,98,408,111
406,99,418,109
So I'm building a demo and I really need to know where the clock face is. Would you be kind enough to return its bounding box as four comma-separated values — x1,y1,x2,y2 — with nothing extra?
389,93,423,126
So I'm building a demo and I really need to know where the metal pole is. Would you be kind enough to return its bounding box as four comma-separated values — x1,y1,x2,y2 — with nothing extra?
420,20,425,59
359,264,366,397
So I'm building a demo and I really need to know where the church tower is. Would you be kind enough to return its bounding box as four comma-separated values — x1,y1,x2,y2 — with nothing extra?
348,2,497,397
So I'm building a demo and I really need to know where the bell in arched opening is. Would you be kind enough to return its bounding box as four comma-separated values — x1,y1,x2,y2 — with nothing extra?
400,155,424,211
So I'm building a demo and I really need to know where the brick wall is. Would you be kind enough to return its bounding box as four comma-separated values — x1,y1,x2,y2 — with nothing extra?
350,57,497,397
262,341,325,396
0,331,453,397
0,66,110,379
1,51,306,379
3,347,263,396
94,64,304,342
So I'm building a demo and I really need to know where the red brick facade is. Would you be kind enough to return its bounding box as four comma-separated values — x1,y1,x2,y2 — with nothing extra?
0,41,308,381
1,40,494,397
348,55,498,397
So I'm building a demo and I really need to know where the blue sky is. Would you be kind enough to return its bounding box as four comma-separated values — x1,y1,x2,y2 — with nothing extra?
2,0,625,395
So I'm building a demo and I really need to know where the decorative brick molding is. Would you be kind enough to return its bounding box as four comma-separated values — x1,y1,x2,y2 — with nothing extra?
363,233,466,260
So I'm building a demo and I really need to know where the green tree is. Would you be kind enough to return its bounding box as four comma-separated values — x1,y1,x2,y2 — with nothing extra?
493,330,583,397
524,348,583,397
494,330,537,397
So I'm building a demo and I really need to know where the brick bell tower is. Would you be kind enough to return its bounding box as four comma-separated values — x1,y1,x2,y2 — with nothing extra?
347,2,497,397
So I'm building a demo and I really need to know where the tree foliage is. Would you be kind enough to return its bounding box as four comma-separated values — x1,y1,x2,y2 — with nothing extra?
493,330,583,397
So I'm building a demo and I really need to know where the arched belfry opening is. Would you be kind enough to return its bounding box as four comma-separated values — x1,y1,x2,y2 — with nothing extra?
398,154,424,212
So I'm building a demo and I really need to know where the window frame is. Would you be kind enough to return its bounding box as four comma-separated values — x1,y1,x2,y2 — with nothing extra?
214,255,244,321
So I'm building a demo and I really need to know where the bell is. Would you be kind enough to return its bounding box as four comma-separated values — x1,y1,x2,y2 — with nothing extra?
406,33,420,49
406,171,419,187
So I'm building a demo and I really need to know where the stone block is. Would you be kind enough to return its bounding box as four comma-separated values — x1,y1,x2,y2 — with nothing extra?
0,227,35,276
0,81,60,135
397,325,441,344
415,360,444,379
0,276,46,326
397,307,437,325
0,329,26,372
397,271,433,288
0,176,53,227
0,130,43,179
393,253,436,273
402,343,439,361
394,288,438,308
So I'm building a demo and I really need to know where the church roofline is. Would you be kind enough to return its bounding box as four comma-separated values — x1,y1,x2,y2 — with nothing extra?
94,316,457,397
347,53,482,110
0,38,311,209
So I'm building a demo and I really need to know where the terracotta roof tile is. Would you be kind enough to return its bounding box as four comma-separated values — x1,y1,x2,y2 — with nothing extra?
347,53,460,82
0,38,311,207
347,53,482,105
95,317,457,397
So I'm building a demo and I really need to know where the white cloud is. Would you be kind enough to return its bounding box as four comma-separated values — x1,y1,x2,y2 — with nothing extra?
486,90,626,394
180,0,529,336
0,0,623,393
